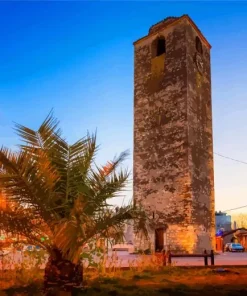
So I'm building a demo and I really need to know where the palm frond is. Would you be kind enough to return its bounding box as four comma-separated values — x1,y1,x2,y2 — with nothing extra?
56,134,95,201
82,168,130,216
0,112,149,265
100,150,130,178
53,219,82,263
0,207,53,250
53,202,150,263
0,147,59,222
14,110,61,149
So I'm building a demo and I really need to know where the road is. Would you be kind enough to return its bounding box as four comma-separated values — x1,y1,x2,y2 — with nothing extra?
106,251,247,267
168,251,247,266
0,250,247,270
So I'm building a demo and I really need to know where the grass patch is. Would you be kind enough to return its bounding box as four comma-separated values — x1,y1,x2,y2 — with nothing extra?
132,273,153,280
98,277,121,285
2,264,247,295
82,267,247,295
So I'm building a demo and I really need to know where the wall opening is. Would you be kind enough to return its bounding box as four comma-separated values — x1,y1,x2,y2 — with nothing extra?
157,38,166,56
152,37,166,58
195,36,203,55
155,228,164,252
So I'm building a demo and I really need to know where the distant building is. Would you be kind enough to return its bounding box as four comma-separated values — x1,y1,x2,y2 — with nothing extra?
215,211,231,233
232,220,237,230
123,221,134,243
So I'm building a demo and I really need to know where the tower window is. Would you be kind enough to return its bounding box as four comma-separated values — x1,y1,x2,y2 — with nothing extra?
196,36,203,55
157,38,166,56
152,37,166,58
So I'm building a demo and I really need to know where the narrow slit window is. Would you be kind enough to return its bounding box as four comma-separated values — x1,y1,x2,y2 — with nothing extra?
157,38,166,56
196,36,203,55
152,37,166,58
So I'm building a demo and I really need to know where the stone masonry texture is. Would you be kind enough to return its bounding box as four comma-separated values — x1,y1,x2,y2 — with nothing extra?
133,15,215,253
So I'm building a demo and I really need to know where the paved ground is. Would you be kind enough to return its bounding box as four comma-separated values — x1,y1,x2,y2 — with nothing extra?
107,251,247,267
0,250,247,269
169,251,247,266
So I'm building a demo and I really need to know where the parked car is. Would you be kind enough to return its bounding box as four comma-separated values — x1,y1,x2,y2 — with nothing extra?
23,245,41,252
224,243,231,252
229,243,245,252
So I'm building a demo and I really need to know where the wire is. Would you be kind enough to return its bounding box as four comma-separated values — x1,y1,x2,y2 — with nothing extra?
214,153,247,213
214,152,247,165
221,205,247,213
214,152,247,213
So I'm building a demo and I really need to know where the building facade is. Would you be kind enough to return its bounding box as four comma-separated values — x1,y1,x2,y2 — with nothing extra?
215,211,232,233
133,15,215,253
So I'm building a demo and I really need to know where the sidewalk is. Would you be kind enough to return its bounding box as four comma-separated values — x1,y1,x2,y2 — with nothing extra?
1,250,247,270
106,251,247,267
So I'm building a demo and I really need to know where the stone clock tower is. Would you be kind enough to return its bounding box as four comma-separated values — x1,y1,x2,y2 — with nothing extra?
133,15,215,253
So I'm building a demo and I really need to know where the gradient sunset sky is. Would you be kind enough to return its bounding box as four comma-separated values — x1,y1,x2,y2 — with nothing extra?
1,1,247,213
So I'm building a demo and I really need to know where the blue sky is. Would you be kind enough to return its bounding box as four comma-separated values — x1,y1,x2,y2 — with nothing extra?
0,1,247,213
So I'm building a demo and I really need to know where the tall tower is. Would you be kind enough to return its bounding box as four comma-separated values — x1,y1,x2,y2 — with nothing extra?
133,15,215,253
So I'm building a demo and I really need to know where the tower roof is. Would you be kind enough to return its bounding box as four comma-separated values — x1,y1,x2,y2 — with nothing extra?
133,14,211,49
148,16,180,34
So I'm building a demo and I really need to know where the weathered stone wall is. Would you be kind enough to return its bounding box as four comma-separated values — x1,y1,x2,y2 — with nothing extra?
185,21,215,252
133,17,215,253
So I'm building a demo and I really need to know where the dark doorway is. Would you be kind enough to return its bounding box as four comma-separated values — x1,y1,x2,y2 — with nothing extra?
157,38,166,56
155,228,164,252
151,37,166,58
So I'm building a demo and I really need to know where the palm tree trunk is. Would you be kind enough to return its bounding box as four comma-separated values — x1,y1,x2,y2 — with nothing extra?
44,247,83,293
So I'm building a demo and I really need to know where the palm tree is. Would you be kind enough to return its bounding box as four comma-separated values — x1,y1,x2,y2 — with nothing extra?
0,112,149,292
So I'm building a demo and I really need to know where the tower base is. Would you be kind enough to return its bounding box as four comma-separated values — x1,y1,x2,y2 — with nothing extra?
134,224,215,254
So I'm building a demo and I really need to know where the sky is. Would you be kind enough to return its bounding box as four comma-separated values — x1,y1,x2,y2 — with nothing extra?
0,1,247,214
